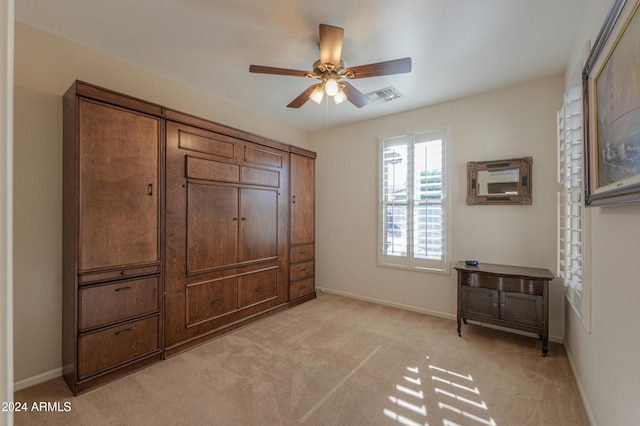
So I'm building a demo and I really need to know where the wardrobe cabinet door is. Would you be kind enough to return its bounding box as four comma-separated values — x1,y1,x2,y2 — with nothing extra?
187,183,239,272
239,188,277,262
290,154,315,246
79,99,160,272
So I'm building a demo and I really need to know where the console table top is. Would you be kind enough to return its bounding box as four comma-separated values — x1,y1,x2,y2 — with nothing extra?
454,261,554,280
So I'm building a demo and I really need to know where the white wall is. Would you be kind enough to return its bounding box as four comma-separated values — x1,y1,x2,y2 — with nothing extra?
309,76,565,340
564,0,640,424
12,22,308,385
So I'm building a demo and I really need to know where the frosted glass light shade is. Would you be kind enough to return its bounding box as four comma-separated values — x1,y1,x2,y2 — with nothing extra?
334,88,347,105
310,85,325,104
325,79,339,96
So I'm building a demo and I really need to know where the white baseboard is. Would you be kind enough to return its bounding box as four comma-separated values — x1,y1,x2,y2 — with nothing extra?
316,286,563,344
563,342,597,426
316,286,456,321
14,367,62,392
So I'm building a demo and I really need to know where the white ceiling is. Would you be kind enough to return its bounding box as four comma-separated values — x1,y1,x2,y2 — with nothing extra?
16,0,586,132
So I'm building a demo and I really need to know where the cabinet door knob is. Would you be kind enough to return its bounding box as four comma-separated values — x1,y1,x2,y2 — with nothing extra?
466,277,471,284
148,183,153,196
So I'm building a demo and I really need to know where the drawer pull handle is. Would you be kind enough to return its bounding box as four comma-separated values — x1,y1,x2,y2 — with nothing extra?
211,299,223,304
115,286,132,292
115,328,132,336
300,285,307,289
299,268,307,272
299,251,306,254
256,287,264,292
120,270,128,276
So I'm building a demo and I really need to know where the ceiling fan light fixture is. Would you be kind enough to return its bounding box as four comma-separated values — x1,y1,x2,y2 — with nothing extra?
249,24,412,109
325,78,339,96
310,85,325,104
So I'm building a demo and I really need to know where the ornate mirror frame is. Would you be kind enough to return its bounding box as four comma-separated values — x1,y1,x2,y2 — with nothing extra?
466,157,532,205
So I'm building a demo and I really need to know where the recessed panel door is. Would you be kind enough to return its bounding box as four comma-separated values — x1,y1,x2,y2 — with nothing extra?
291,154,315,245
239,188,277,262
79,99,159,271
187,183,238,271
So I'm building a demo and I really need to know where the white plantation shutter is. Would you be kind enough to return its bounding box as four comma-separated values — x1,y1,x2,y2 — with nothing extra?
557,78,590,330
379,128,449,273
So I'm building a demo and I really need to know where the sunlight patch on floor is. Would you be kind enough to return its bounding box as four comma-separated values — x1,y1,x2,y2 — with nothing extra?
384,356,496,426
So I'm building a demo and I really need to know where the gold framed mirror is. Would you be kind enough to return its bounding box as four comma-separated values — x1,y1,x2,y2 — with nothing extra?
466,157,532,205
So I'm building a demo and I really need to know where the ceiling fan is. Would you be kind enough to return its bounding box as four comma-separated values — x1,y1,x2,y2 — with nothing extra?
249,24,412,109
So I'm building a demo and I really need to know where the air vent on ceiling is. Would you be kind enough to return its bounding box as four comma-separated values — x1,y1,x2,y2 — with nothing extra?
365,86,403,104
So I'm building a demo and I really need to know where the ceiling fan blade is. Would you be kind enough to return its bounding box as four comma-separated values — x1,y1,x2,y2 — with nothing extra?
249,65,310,77
319,24,344,69
344,57,412,79
341,82,371,108
287,84,320,108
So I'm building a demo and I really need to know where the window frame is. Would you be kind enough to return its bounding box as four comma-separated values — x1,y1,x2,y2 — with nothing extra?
377,127,450,274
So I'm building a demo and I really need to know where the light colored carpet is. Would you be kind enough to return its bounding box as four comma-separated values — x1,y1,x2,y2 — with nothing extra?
14,292,588,425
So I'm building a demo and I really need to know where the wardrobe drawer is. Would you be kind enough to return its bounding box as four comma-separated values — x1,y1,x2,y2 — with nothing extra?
290,277,314,299
77,315,159,379
186,276,238,326
238,268,278,308
79,276,159,331
290,244,314,263
290,260,314,281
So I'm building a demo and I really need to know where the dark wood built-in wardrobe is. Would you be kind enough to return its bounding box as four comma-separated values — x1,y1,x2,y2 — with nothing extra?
62,81,316,394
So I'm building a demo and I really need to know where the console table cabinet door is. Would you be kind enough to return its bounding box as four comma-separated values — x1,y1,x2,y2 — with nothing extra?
461,286,499,319
500,292,543,328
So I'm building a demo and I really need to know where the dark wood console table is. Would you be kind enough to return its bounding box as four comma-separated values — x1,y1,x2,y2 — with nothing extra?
454,261,554,355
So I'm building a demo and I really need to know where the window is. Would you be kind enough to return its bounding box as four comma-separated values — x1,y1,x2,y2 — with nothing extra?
378,127,449,273
557,73,591,331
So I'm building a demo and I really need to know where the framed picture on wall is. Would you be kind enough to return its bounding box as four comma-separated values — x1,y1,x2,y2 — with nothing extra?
583,0,640,206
